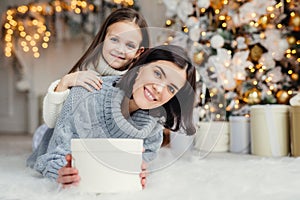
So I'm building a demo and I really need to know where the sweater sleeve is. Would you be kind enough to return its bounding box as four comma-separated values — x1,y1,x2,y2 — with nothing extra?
143,126,163,162
34,86,90,179
43,80,70,128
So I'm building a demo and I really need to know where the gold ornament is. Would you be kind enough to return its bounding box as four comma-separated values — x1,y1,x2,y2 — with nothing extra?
243,88,261,104
250,45,264,62
276,90,290,104
287,36,296,45
210,0,223,10
291,73,299,81
258,16,269,29
193,51,205,65
289,13,300,31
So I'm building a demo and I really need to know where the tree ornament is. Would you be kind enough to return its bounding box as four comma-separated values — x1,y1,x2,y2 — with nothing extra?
250,44,264,62
289,13,300,31
210,0,223,10
276,90,290,104
193,51,205,65
287,35,296,45
243,88,261,104
291,73,299,81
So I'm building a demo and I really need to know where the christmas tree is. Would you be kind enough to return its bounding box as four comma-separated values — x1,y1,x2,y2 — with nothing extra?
161,0,300,121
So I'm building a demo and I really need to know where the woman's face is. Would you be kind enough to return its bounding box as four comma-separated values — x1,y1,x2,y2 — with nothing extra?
132,60,187,110
102,21,143,70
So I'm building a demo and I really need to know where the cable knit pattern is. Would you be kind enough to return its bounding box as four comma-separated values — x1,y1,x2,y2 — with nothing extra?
31,76,163,179
43,57,126,128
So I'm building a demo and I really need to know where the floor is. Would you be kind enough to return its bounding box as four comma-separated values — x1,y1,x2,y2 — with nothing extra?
0,133,32,155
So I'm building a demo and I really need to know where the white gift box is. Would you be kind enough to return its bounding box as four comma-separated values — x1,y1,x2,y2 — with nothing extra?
194,121,229,153
71,138,143,193
229,116,251,154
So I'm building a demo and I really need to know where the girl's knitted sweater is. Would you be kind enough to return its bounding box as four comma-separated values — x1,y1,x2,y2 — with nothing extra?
32,76,163,179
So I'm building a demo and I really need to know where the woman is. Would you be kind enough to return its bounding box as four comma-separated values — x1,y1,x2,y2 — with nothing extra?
28,44,196,188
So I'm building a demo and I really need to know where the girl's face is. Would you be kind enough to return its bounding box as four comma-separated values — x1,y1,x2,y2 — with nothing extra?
132,60,187,110
102,21,143,70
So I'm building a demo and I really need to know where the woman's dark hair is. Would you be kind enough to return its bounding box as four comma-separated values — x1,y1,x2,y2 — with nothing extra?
68,8,150,73
116,45,196,135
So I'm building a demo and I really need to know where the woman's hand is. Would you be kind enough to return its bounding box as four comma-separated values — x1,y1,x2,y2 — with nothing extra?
57,154,81,188
55,70,103,92
140,161,148,189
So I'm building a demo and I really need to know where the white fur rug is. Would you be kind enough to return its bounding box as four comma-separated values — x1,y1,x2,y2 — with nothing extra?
1,142,300,200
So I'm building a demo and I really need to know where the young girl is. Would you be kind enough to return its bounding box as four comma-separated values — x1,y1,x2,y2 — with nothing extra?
28,44,196,188
32,7,150,149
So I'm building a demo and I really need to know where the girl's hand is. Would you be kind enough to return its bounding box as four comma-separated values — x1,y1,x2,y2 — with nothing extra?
55,71,103,92
57,154,81,188
140,160,148,189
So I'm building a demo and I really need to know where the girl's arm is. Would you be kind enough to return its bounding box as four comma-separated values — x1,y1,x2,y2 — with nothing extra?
43,71,102,128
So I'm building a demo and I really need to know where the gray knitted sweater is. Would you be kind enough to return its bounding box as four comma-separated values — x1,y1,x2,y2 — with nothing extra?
33,76,163,179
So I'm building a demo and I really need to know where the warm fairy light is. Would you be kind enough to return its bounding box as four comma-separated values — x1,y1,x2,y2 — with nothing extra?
297,58,300,62
33,52,40,58
219,15,226,20
250,21,255,26
266,77,272,82
167,36,173,41
267,90,272,95
222,22,227,28
297,40,300,45
267,6,274,12
269,85,274,90
286,54,291,58
32,47,38,52
200,94,205,99
30,40,36,46
200,8,206,13
291,49,296,54
42,43,48,48
204,104,209,110
219,104,224,108
166,19,172,26
43,36,49,42
216,114,221,119
223,0,228,4
286,49,291,53
288,70,293,74
270,13,275,18
23,46,29,52
253,80,258,85
183,27,189,33
250,68,255,73
55,6,62,12
286,0,291,3
215,9,220,14
277,24,282,28
276,2,283,8
288,90,293,95
251,13,256,18
290,12,295,17
201,31,206,36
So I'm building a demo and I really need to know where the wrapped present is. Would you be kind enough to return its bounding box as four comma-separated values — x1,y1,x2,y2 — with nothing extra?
250,105,290,157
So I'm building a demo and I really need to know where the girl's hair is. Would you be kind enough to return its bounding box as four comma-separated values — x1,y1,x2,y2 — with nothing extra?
116,45,196,135
68,8,150,73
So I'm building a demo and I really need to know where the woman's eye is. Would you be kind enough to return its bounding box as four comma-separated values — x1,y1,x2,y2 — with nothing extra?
154,70,161,78
168,85,175,94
